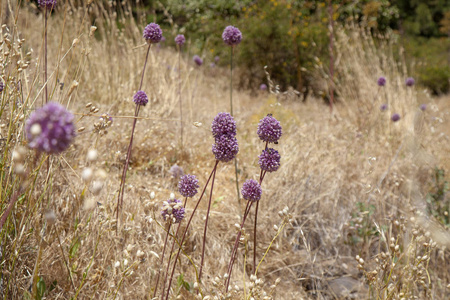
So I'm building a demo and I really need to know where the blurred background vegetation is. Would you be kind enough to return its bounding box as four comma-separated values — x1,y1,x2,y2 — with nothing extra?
93,0,449,95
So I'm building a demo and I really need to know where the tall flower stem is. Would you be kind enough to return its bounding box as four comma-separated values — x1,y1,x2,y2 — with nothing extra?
230,46,242,219
152,221,172,298
164,161,219,300
198,165,218,281
253,141,268,273
178,47,183,148
44,8,49,104
116,44,151,227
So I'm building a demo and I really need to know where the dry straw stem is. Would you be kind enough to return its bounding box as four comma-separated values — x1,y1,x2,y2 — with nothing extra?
1,3,450,300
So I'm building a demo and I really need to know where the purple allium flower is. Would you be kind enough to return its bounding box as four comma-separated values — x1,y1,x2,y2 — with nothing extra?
211,112,236,139
175,34,185,46
405,77,415,87
214,56,220,63
222,26,242,46
143,23,163,44
133,90,148,106
212,135,239,162
193,55,203,66
241,179,262,202
161,198,185,223
169,164,184,180
178,174,199,198
210,62,215,68
25,102,75,154
420,104,427,111
260,83,267,91
257,115,282,143
0,81,4,93
377,76,386,87
391,113,400,122
380,103,388,111
259,148,281,172
38,0,57,9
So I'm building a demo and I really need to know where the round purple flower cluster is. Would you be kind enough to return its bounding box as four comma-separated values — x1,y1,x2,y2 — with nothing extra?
377,76,386,87
222,26,242,46
380,103,388,111
178,174,199,198
133,90,148,106
0,81,4,93
405,77,415,87
169,164,184,180
175,34,185,46
260,83,267,91
391,113,401,122
214,56,220,63
25,102,76,154
161,198,185,223
241,179,262,202
212,135,239,162
143,23,163,44
257,115,282,143
259,148,281,172
211,112,236,139
38,0,57,9
193,55,203,66
420,104,427,111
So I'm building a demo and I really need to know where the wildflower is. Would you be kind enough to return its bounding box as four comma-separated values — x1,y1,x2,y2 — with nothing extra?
38,0,57,9
391,113,401,122
241,179,262,202
133,90,148,106
405,77,415,87
257,115,282,143
377,76,386,87
143,23,163,44
420,104,426,111
169,164,184,180
260,83,267,91
25,102,76,154
380,103,388,111
161,199,185,223
222,26,242,46
178,174,200,198
210,62,215,68
193,55,203,66
212,135,239,162
258,148,281,172
211,112,237,139
215,56,220,63
174,34,185,46
0,81,4,93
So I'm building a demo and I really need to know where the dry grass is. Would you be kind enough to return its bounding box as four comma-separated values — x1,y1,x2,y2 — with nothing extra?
1,2,449,299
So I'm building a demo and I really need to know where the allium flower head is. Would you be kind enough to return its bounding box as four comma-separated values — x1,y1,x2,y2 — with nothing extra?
241,179,262,202
377,76,386,87
211,112,236,139
193,55,203,66
161,198,185,223
25,102,75,154
169,164,184,180
257,115,282,143
260,83,267,91
380,103,388,111
420,104,427,111
133,90,148,106
212,135,239,162
222,26,242,46
175,34,185,46
178,174,199,198
214,56,220,63
143,23,163,44
0,81,4,93
405,77,415,87
391,113,401,122
38,0,57,9
259,148,281,172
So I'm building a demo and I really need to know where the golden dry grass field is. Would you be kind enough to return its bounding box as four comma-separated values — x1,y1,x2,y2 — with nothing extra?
0,2,449,299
